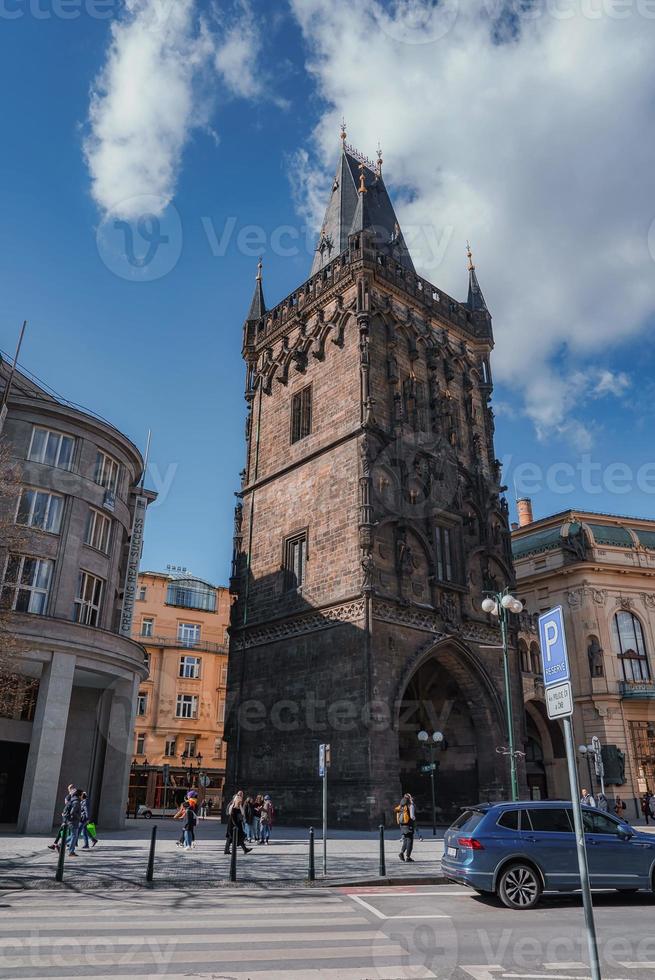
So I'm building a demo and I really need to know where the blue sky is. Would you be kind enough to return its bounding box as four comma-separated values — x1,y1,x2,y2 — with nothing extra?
1,1,655,584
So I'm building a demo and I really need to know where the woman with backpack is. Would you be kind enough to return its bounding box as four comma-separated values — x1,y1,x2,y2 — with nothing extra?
394,792,416,862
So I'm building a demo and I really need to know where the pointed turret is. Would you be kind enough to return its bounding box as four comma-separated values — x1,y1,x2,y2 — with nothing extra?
310,127,415,276
246,257,266,322
466,242,488,313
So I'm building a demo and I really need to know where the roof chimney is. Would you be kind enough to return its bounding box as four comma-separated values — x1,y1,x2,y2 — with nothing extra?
517,498,534,527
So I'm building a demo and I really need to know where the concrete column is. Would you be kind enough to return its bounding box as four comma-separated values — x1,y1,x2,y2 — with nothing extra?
17,653,75,834
97,675,138,830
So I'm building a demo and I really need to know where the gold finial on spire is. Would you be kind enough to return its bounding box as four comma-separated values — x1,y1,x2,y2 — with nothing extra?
340,117,347,142
466,241,475,272
376,142,383,178
358,160,367,194
257,257,263,280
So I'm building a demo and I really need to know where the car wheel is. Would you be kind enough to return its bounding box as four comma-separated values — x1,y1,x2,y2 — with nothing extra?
498,863,542,910
143,811,152,819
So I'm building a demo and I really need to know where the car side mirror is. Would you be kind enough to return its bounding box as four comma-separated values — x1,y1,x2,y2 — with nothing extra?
618,826,633,840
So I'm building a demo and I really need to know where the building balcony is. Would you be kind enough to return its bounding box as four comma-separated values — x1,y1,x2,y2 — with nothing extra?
522,672,545,701
134,633,228,655
619,680,655,699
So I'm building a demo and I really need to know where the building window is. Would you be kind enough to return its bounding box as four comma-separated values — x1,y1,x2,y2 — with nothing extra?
94,450,120,494
164,736,177,757
182,736,198,758
73,571,104,627
136,733,146,755
613,611,651,682
1,555,53,615
179,654,201,679
138,585,147,601
16,488,64,534
141,617,154,638
143,651,150,673
291,385,312,443
27,427,74,470
284,532,307,590
217,699,226,724
178,623,201,648
220,663,228,687
136,692,148,716
435,526,453,582
84,507,112,554
176,694,198,719
530,642,542,676
166,578,216,612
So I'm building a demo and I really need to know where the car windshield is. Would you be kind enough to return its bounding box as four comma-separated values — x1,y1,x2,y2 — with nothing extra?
450,809,486,833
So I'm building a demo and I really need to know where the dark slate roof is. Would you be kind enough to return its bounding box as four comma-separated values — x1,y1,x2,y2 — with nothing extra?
467,267,488,312
310,145,416,276
632,528,655,550
587,524,633,548
245,266,266,323
512,526,564,558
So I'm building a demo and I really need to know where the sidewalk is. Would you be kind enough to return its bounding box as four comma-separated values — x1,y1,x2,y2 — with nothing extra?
0,819,446,891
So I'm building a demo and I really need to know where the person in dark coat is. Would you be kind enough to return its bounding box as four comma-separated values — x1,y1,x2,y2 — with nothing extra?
182,802,197,850
224,791,252,855
62,787,82,856
79,791,98,848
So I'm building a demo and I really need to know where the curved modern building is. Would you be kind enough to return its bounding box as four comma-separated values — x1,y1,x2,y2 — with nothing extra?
0,357,155,832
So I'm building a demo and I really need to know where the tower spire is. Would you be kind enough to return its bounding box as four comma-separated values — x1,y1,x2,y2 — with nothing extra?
245,257,266,322
465,241,488,313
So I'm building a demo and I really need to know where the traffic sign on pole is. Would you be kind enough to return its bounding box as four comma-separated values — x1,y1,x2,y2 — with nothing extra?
538,606,601,980
545,680,573,720
538,605,571,687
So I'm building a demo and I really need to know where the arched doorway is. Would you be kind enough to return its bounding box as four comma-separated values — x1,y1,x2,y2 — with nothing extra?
524,700,567,799
396,641,507,823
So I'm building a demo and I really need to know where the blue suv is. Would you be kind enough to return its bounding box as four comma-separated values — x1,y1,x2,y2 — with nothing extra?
441,800,655,909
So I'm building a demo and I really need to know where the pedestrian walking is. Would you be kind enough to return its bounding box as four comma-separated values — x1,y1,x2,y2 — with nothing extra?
641,792,652,825
199,799,208,820
243,796,255,842
580,788,596,807
61,786,82,857
174,795,197,846
614,794,627,819
48,784,75,851
181,801,197,851
79,792,98,848
259,795,274,844
394,792,416,862
224,791,252,855
649,795,655,822
252,794,263,842
596,791,609,812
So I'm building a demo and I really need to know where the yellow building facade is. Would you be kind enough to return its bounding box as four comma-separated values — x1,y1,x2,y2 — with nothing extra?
128,568,230,812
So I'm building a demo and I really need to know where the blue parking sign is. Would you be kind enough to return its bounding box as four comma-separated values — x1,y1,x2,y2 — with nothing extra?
538,606,571,687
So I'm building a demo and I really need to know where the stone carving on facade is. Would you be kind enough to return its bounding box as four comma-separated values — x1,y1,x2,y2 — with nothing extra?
616,595,633,609
562,521,588,561
642,593,655,609
567,586,607,607
242,598,366,648
587,636,604,677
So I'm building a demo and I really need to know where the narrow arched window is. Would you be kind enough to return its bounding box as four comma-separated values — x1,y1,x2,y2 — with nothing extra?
519,640,530,673
530,642,542,676
612,611,650,682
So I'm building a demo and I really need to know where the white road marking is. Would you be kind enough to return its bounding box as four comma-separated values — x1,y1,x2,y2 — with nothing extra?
347,894,450,920
0,971,438,980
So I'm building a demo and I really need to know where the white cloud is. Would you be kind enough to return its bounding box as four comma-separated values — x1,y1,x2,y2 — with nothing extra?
85,0,268,220
288,0,655,444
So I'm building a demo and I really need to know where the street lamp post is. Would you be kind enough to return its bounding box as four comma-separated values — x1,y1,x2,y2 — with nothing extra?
481,589,524,802
418,730,443,836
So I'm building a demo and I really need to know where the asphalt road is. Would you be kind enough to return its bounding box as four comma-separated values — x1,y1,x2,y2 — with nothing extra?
1,882,654,979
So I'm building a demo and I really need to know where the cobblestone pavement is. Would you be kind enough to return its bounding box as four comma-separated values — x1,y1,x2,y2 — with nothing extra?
0,820,446,890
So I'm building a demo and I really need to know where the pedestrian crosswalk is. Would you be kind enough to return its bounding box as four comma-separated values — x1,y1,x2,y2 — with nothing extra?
0,890,439,979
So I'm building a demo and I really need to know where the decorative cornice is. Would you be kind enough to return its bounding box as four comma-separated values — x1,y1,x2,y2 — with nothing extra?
372,598,501,645
236,598,366,649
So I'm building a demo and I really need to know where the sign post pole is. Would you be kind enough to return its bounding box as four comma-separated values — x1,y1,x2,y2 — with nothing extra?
539,607,601,980
319,743,330,876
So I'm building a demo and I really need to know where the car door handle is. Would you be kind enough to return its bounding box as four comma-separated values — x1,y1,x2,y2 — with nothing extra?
523,836,538,842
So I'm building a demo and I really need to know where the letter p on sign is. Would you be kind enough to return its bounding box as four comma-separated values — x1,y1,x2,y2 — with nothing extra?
538,606,570,688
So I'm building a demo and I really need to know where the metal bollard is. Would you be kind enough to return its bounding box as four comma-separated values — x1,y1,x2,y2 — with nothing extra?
54,825,67,882
229,835,238,882
146,824,157,883
308,826,315,882
379,824,386,878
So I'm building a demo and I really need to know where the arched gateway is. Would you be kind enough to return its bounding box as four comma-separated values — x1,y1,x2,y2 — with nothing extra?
226,132,525,826
395,639,509,822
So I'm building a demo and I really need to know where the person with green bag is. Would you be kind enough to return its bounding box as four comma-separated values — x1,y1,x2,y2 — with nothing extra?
80,791,98,848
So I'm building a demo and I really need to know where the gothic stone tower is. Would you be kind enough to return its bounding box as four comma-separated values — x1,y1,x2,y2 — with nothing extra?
226,134,524,826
